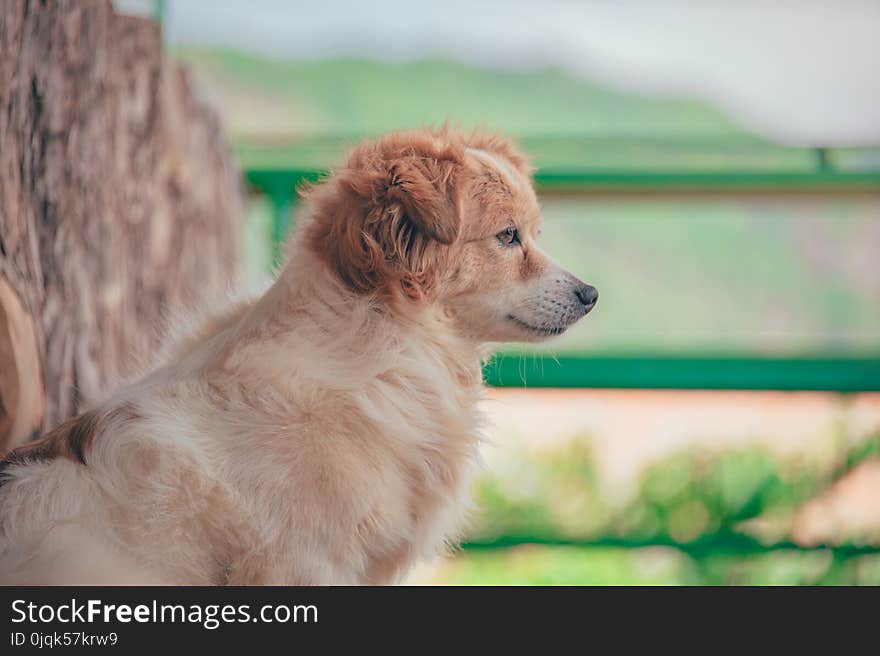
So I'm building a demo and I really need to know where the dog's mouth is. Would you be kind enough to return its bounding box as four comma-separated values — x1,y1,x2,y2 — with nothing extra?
506,314,569,337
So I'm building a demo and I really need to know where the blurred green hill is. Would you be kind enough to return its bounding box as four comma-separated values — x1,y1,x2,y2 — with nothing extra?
175,47,746,140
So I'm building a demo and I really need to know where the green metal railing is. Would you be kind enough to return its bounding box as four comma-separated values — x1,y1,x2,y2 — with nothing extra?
483,354,880,392
462,533,880,559
243,144,880,392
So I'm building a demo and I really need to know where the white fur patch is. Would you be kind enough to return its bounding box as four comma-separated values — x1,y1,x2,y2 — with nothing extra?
465,147,521,193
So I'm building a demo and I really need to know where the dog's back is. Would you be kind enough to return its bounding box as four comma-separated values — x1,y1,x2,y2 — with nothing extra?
0,301,263,585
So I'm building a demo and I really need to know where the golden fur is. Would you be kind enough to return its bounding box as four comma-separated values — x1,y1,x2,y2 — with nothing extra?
0,128,596,585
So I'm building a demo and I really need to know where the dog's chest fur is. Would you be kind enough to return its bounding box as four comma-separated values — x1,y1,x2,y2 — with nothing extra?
189,287,487,584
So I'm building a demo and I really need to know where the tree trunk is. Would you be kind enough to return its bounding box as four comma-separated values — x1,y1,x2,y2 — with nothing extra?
0,1,243,452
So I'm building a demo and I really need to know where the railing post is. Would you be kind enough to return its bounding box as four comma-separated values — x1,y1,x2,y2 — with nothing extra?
153,0,165,25
815,147,831,172
268,188,294,267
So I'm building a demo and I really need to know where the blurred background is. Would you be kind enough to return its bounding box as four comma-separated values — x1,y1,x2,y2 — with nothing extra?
143,0,880,583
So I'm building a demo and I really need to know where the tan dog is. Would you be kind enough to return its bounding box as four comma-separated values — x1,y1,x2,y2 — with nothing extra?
0,128,597,585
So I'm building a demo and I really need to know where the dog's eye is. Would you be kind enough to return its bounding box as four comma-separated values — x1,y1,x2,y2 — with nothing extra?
497,226,520,247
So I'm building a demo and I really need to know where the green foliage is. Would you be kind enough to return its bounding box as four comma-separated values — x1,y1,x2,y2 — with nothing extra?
624,448,812,542
456,433,880,585
471,440,613,542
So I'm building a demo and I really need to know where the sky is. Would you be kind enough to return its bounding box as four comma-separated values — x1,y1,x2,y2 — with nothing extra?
156,0,880,146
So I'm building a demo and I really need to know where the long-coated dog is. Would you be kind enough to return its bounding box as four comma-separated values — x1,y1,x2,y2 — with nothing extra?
0,128,597,584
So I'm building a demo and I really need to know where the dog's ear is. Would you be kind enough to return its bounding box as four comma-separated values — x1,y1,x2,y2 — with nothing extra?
382,156,461,245
305,140,464,301
358,154,462,299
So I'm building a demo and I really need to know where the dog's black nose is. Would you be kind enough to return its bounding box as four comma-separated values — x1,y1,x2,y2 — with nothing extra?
575,284,598,307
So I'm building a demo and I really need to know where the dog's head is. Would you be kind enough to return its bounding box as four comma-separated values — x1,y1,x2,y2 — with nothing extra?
304,128,597,343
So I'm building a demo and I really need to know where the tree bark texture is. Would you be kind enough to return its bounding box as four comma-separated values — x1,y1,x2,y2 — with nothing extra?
0,1,243,451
